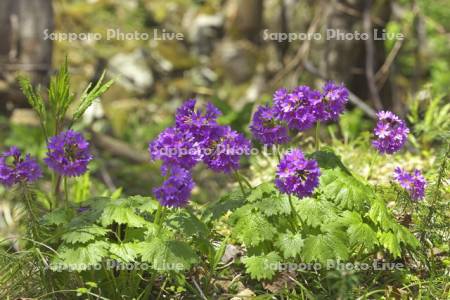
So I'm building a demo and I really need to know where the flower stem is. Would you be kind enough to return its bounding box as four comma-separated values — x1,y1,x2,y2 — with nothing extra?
63,177,69,208
287,194,300,230
22,185,40,240
315,122,321,151
233,170,247,196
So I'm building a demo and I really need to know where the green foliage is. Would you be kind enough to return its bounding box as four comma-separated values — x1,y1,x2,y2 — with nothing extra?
61,225,109,244
72,71,114,123
231,208,277,247
275,231,304,259
242,252,281,280
227,149,419,279
138,237,197,271
17,77,47,124
17,57,112,137
53,241,110,271
302,231,349,262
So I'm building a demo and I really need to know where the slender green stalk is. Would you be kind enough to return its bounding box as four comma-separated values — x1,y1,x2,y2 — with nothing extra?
233,169,247,196
315,121,320,151
63,176,69,208
288,194,300,230
22,185,40,240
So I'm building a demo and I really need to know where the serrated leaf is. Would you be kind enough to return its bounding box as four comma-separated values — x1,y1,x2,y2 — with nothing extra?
338,211,378,251
53,241,109,271
109,242,139,262
232,210,277,247
100,201,147,228
243,252,281,280
18,76,47,120
320,169,372,210
310,149,350,173
203,189,245,221
275,231,304,258
254,194,291,216
391,223,419,248
296,198,338,227
378,231,401,258
138,238,197,271
73,71,113,122
368,198,393,231
61,225,109,244
302,232,349,262
43,208,73,226
247,182,277,202
167,211,209,237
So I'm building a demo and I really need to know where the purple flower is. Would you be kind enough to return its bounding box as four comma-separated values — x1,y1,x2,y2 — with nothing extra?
372,111,409,154
149,127,201,172
274,86,317,131
203,126,251,173
175,99,221,143
44,130,93,177
394,167,426,201
313,81,349,121
0,146,42,186
153,166,195,207
275,149,320,198
250,105,290,146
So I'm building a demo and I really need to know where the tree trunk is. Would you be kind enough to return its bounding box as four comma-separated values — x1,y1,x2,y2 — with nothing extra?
325,0,392,109
0,0,53,114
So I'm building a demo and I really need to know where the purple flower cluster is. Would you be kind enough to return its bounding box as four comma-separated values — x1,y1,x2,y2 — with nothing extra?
153,166,195,207
372,111,409,154
0,146,42,186
45,130,93,177
313,81,349,122
394,167,426,201
150,99,251,206
250,105,290,146
250,82,348,145
275,149,320,198
203,126,251,173
274,86,318,131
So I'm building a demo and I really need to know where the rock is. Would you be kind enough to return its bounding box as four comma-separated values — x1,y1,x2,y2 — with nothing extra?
187,13,224,56
108,49,153,94
214,39,257,83
221,244,242,264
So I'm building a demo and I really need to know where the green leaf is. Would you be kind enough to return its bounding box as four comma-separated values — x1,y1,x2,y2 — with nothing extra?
73,71,113,123
320,169,372,210
369,197,393,231
100,199,147,228
275,231,304,259
203,189,245,221
302,232,349,262
166,211,209,237
378,231,401,258
247,182,277,202
242,252,281,280
61,225,109,244
254,194,291,216
128,195,159,213
338,211,378,251
48,57,75,120
42,208,73,226
17,76,47,120
310,149,351,173
391,223,419,249
53,241,109,271
232,209,277,247
296,198,338,227
109,242,140,262
138,238,197,271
